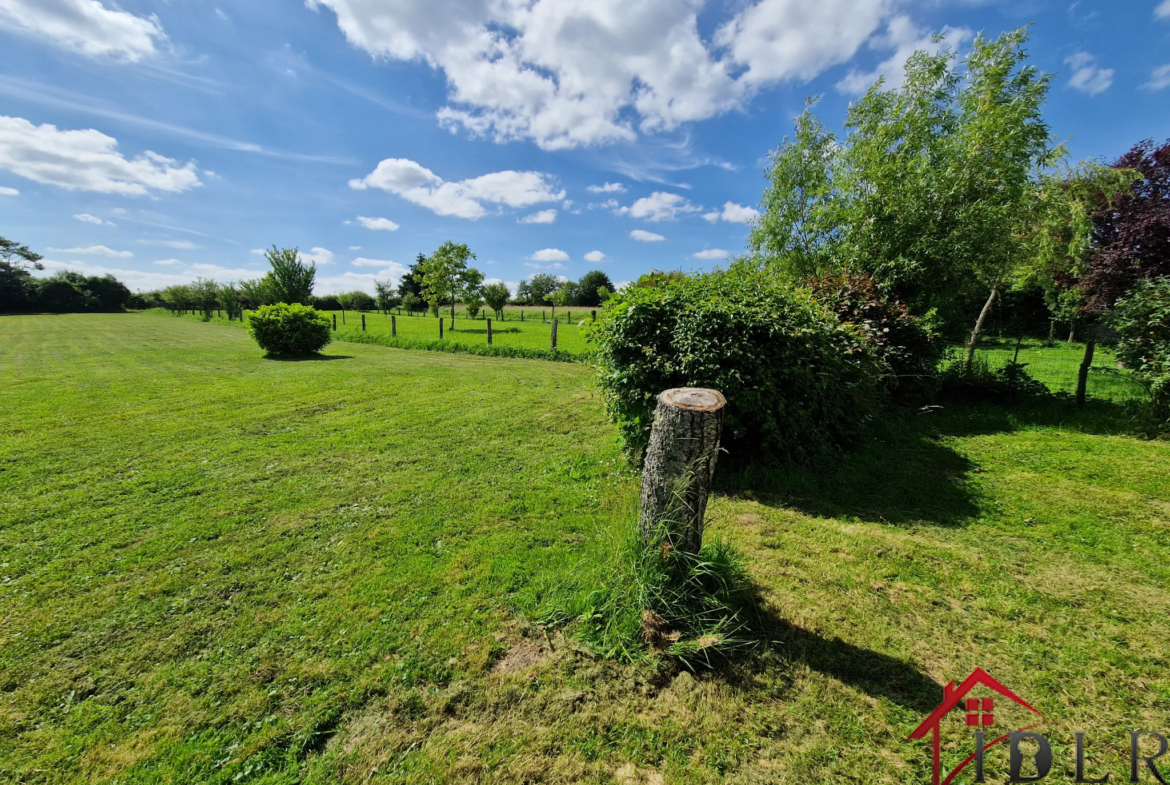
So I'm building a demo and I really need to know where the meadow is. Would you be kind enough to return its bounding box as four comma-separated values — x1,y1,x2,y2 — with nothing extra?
2,314,1168,784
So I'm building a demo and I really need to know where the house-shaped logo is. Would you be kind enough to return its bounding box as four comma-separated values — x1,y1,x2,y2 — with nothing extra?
908,668,1044,785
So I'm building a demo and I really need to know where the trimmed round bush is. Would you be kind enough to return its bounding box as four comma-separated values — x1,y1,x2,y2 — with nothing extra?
246,303,332,356
588,266,883,464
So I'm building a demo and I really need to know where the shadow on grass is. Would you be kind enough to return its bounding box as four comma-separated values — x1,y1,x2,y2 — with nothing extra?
265,354,354,362
717,425,980,528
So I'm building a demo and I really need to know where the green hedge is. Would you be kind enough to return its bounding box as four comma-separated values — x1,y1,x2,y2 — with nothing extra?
1113,278,1170,434
588,267,883,464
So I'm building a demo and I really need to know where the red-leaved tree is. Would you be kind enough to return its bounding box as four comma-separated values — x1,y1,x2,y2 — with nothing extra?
1084,139,1170,310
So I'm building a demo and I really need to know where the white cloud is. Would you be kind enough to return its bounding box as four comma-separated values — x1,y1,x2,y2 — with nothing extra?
583,250,607,263
529,248,569,262
523,262,566,270
74,212,114,226
693,248,730,260
630,229,666,242
250,248,266,255
153,259,181,266
349,157,564,219
349,245,363,250
356,215,400,231
312,0,899,150
0,185,18,196
1066,52,1113,96
836,17,971,96
47,244,132,258
587,182,626,194
704,201,760,225
1158,0,1170,20
0,116,200,195
315,269,406,296
519,208,557,224
351,257,407,275
299,247,335,265
588,199,620,210
617,191,699,222
1146,65,1170,91
0,0,165,62
159,239,197,249
215,8,229,21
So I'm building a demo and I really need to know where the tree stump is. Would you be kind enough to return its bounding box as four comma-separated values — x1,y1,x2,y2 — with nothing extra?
638,388,727,554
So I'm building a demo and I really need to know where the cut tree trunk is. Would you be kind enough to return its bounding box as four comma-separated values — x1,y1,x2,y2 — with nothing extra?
638,388,727,554
964,285,999,370
1076,336,1096,409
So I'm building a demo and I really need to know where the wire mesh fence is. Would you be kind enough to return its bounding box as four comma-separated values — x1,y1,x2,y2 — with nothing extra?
961,338,1149,402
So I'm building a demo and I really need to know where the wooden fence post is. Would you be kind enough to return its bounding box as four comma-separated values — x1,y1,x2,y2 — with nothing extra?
391,314,397,337
362,314,366,332
638,388,727,554
591,309,597,321
487,318,493,346
342,308,346,325
1076,336,1097,409
439,317,444,340
332,314,337,331
551,318,558,350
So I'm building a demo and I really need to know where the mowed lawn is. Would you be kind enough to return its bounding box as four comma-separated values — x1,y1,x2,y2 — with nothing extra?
2,314,1169,784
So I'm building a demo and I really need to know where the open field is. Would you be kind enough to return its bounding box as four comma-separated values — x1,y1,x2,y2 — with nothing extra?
2,314,1169,784
967,338,1148,401
157,308,593,357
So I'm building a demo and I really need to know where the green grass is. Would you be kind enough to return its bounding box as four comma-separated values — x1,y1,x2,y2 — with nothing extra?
968,337,1148,401
2,314,1169,784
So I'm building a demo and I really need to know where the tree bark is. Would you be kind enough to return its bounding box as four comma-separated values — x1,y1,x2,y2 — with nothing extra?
638,388,727,554
964,285,999,370
1076,335,1096,409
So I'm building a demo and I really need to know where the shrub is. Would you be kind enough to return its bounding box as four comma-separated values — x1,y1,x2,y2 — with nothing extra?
588,267,882,464
937,354,1050,402
807,272,942,399
1112,278,1170,434
246,303,332,356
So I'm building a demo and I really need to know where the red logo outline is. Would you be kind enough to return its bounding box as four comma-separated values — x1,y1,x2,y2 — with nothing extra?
908,668,1044,785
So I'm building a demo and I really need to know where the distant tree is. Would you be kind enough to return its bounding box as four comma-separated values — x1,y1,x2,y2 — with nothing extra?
337,290,375,311
217,281,242,319
1083,138,1170,310
374,280,399,313
397,254,426,299
575,270,614,307
515,279,532,304
549,281,574,317
464,290,484,319
0,236,44,313
416,241,479,319
526,273,559,305
401,292,421,315
262,246,315,304
190,277,220,317
83,275,132,311
482,282,510,318
37,276,89,313
238,278,271,309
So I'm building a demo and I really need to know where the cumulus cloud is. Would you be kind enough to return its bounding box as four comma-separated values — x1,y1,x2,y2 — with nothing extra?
519,208,557,224
0,116,200,195
299,247,335,265
587,182,626,194
703,201,760,225
529,248,569,262
836,17,971,96
617,191,699,222
357,215,399,231
0,185,17,196
74,212,114,226
583,250,607,263
0,0,165,61
47,244,132,258
349,157,564,219
588,199,620,210
630,229,665,242
1066,52,1113,96
311,0,901,150
693,248,730,260
1146,65,1170,91
153,259,181,266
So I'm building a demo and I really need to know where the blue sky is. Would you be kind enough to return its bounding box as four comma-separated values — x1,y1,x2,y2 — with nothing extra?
1,0,1168,295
